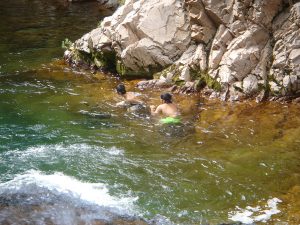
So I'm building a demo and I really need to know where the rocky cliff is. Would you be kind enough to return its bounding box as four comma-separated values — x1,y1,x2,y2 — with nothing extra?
64,0,300,101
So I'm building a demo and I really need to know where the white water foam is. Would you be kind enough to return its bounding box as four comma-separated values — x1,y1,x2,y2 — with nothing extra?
9,143,124,160
0,170,137,213
228,198,282,224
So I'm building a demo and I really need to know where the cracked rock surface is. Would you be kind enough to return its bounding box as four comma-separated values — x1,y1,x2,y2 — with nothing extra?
65,0,300,101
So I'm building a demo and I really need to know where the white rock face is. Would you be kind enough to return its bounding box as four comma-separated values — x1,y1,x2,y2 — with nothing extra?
75,33,91,53
186,0,217,43
270,2,300,95
215,25,269,83
208,25,234,71
98,0,191,72
66,0,300,100
176,44,207,71
243,75,259,95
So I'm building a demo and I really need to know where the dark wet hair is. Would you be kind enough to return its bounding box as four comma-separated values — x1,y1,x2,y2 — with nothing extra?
160,93,172,103
116,84,126,95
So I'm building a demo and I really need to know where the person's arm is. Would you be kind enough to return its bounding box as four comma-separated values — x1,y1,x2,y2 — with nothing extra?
125,92,144,105
126,98,143,105
150,105,162,116
116,101,127,107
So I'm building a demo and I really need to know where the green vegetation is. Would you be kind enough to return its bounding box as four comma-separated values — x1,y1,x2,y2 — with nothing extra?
116,60,154,78
93,50,116,71
155,65,222,92
153,64,177,79
61,38,73,50
116,60,127,75
97,19,103,28
74,50,93,65
118,0,126,5
197,72,221,91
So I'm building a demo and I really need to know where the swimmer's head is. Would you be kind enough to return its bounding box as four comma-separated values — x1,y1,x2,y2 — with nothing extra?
160,93,172,103
116,84,126,95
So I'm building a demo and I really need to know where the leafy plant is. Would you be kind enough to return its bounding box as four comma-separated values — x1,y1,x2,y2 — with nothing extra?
61,38,73,50
118,0,126,5
97,19,103,28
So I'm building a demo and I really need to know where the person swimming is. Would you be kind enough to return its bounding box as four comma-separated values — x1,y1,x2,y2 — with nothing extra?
150,93,181,124
116,84,144,106
116,84,146,113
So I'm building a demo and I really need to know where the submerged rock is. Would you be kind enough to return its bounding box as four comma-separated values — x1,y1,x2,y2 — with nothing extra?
0,193,149,225
79,110,112,119
64,0,300,101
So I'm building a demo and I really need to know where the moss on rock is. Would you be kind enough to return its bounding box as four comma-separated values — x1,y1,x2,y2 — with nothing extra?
68,49,93,68
116,60,160,78
92,50,116,71
153,65,222,91
191,69,221,92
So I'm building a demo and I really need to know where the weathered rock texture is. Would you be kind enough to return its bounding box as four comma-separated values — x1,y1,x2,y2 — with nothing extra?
64,0,300,101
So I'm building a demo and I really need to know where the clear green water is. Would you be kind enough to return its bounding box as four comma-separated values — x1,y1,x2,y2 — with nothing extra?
0,1,300,225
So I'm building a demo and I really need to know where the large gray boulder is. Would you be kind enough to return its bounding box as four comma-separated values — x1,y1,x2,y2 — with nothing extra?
65,0,191,76
65,0,300,101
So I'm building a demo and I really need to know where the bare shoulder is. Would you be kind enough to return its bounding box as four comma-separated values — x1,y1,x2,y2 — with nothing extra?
154,104,163,113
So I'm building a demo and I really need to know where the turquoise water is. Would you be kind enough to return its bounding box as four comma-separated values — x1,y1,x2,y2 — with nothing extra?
1,1,300,225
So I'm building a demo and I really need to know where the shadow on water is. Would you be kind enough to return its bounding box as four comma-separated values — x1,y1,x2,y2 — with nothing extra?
0,0,105,74
155,121,196,138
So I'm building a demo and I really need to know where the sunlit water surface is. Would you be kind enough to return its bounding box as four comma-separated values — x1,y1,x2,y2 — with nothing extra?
0,1,300,224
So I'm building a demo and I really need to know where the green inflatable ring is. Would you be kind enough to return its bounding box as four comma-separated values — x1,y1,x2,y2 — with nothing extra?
160,117,181,124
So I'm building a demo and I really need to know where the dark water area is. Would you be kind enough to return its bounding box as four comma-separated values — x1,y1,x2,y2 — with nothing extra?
0,0,102,74
0,1,300,225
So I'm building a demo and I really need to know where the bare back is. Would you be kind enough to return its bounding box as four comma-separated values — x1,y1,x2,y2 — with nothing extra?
154,103,180,117
124,92,143,105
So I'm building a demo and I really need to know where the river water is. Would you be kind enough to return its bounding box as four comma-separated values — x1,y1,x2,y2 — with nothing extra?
0,1,300,224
